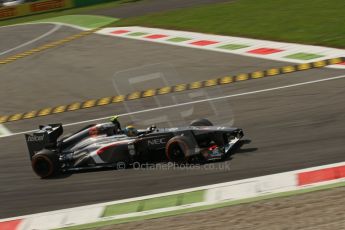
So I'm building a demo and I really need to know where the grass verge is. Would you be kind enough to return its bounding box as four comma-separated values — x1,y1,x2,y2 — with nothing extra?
58,180,345,230
112,0,345,48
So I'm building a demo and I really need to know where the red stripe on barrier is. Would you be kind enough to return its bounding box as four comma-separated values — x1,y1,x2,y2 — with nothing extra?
111,30,130,34
0,219,22,230
247,48,284,55
338,166,345,178
298,165,345,186
190,40,219,46
145,34,168,39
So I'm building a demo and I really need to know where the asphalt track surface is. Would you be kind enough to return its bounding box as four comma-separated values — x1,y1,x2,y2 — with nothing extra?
89,0,233,18
0,24,345,218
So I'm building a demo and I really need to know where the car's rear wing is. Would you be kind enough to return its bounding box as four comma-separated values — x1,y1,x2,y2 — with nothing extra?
25,124,63,159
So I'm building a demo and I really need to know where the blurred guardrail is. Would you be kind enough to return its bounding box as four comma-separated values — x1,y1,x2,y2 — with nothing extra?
0,0,116,21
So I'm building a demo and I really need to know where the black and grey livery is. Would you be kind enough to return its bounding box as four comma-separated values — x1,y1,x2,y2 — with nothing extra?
25,119,244,178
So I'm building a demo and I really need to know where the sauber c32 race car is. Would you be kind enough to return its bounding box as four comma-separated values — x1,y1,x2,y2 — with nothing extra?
25,118,244,178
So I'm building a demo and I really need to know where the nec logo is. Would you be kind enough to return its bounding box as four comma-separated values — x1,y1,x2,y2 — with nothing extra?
27,135,44,142
148,138,166,146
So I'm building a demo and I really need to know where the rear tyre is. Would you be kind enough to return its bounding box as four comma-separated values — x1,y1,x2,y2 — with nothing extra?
166,136,195,163
190,118,213,126
32,149,60,178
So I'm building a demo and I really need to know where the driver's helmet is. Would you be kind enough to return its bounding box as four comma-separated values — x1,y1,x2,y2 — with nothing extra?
110,115,119,124
124,125,138,137
149,124,157,132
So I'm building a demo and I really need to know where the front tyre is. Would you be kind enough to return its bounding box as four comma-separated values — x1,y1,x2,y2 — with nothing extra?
31,149,60,178
166,136,195,163
190,118,213,126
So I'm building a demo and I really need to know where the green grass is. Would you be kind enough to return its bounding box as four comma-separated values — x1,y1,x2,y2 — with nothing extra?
0,0,135,27
113,0,345,48
59,181,345,230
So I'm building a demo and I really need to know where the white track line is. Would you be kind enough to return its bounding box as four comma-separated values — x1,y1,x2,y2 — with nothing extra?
29,22,89,31
0,124,12,136
0,22,88,31
0,24,62,56
1,74,344,139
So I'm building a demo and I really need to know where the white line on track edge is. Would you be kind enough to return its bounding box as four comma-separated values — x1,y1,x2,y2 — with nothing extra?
0,24,62,56
0,22,89,31
1,74,345,139
0,124,12,136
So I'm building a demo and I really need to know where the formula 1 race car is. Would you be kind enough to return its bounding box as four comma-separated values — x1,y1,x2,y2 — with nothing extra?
25,118,244,178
